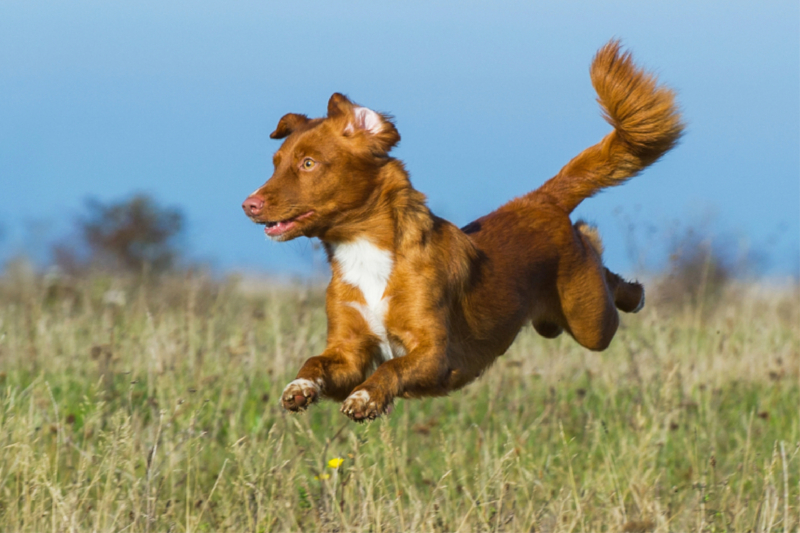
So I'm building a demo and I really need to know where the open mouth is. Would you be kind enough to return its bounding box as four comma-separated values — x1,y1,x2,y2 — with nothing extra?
263,211,314,238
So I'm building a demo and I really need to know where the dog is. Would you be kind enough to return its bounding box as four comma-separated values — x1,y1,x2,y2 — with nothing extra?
242,40,683,421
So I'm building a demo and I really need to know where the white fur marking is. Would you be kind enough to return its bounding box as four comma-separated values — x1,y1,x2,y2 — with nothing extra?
347,390,370,403
333,239,392,309
283,378,320,396
332,239,402,361
348,301,394,361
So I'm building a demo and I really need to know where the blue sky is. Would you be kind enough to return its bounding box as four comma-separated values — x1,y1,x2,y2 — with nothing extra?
1,1,798,278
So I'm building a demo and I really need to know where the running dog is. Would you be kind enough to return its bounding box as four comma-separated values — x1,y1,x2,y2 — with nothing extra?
242,40,683,421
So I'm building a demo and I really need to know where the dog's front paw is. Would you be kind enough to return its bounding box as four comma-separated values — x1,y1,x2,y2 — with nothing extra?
281,378,322,412
340,388,392,422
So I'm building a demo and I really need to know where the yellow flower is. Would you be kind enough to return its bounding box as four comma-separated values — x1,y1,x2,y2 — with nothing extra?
314,473,330,480
327,457,345,469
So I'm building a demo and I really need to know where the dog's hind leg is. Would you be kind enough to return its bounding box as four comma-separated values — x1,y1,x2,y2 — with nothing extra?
558,268,619,351
574,220,644,313
554,222,620,351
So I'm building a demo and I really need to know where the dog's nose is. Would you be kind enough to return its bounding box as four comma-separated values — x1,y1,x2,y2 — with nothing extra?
242,195,264,216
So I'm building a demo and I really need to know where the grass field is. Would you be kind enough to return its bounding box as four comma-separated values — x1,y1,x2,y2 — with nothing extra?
0,271,798,532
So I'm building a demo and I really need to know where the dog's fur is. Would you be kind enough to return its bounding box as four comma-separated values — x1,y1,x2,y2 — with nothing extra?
242,41,683,421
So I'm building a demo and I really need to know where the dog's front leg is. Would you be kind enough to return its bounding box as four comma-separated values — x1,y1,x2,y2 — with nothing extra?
340,339,448,422
281,344,374,411
281,297,378,412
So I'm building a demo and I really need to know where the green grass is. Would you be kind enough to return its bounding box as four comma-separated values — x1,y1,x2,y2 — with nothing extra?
0,273,798,532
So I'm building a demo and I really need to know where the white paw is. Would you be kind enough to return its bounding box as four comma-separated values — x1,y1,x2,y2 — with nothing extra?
341,389,389,422
281,378,321,411
346,390,370,405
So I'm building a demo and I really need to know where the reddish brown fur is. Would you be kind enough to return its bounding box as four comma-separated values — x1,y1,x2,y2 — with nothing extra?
242,41,683,421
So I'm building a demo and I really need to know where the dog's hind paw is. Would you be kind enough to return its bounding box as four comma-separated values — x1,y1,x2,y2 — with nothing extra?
632,288,645,313
281,378,321,412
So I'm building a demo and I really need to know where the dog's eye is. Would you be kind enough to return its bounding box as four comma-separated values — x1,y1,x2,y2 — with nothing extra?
301,158,316,171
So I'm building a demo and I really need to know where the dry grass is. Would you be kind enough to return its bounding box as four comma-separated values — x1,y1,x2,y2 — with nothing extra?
0,271,798,532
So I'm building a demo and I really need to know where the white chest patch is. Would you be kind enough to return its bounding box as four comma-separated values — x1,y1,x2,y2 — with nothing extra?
331,238,403,361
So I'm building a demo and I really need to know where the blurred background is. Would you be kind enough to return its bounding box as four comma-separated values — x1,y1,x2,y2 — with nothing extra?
1,0,798,283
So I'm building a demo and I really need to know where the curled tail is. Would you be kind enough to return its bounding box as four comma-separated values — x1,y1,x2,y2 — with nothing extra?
537,40,684,214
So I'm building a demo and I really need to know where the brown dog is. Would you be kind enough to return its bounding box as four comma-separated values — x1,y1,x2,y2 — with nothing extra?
242,41,683,421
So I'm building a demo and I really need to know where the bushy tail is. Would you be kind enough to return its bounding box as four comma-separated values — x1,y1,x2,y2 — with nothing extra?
537,40,684,214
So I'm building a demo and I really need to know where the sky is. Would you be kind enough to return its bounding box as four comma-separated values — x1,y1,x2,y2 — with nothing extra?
1,1,798,279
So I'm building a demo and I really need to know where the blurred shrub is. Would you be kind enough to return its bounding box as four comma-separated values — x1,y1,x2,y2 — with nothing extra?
655,233,730,310
653,226,761,314
53,194,185,275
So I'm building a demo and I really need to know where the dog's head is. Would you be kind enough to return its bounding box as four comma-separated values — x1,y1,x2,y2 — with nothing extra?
242,93,400,242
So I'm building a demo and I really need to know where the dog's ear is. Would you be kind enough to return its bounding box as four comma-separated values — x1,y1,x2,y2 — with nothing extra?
345,106,401,154
269,113,309,139
328,93,400,153
327,93,354,118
